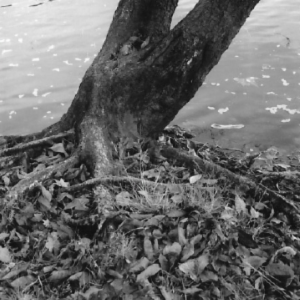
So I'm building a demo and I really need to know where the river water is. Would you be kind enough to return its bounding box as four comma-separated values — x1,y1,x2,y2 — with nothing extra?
1,0,300,153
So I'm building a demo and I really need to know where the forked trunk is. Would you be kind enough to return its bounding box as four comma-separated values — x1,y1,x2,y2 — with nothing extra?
44,0,260,176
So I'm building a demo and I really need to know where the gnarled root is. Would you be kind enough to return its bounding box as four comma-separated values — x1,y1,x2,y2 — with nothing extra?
1,130,77,201
11,154,79,197
160,145,300,218
0,131,74,157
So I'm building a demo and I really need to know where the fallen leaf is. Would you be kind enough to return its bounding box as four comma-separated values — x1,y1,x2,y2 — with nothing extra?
81,286,102,299
141,36,150,49
137,264,161,282
0,233,9,241
266,262,294,279
130,257,149,273
45,232,61,253
196,253,210,274
179,253,209,281
48,270,72,281
55,178,69,188
243,256,267,275
116,191,133,206
110,278,124,293
273,246,297,259
167,209,186,218
2,263,29,279
178,226,187,245
181,287,202,295
2,175,10,186
69,272,83,281
250,207,260,219
49,143,68,156
163,242,182,257
200,270,218,282
40,185,52,202
159,254,169,271
38,195,51,211
181,243,194,262
179,259,197,281
144,236,154,260
65,196,89,211
0,246,11,263
159,286,173,300
11,275,35,289
235,193,247,214
189,174,202,184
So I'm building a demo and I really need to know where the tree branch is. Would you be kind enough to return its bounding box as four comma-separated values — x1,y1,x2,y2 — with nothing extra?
137,0,260,136
102,0,179,55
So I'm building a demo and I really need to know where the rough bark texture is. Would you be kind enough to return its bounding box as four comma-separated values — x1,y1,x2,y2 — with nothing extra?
42,0,260,176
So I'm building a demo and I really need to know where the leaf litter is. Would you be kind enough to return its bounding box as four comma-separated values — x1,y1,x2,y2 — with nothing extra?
0,126,300,299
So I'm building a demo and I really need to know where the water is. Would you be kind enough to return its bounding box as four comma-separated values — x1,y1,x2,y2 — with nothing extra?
1,0,300,153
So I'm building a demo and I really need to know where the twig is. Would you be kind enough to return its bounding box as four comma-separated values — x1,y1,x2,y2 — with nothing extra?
0,131,74,158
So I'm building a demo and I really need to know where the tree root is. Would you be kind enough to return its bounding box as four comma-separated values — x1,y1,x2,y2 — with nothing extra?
0,131,74,158
64,175,190,193
9,154,79,198
160,145,300,216
0,154,24,173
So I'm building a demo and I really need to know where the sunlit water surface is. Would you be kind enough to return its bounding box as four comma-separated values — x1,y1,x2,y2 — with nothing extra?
1,0,300,153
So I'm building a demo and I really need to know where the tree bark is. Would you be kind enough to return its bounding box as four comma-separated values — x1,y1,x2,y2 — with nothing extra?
42,0,260,176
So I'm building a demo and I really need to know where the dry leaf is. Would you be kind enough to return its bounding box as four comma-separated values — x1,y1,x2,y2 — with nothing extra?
38,195,51,210
2,264,29,280
136,264,161,282
189,174,202,184
0,246,11,263
163,242,182,257
81,286,102,299
45,232,61,253
144,236,154,260
179,259,197,281
11,275,35,289
49,143,68,156
167,209,186,218
159,254,168,271
159,286,173,300
69,272,83,281
0,233,9,241
130,257,149,273
182,287,202,295
200,270,218,282
266,262,294,279
48,270,71,281
116,191,132,206
235,193,247,214
250,207,260,218
178,226,187,245
243,256,267,275
40,185,52,202
181,243,194,262
179,253,210,281
65,196,89,211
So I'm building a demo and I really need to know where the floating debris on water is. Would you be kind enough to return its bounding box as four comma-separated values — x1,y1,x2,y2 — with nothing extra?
218,107,229,114
211,123,244,129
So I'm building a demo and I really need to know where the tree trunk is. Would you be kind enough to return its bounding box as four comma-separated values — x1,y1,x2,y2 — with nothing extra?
42,0,260,177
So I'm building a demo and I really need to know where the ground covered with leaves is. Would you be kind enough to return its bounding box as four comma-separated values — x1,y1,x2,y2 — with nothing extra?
1,126,300,300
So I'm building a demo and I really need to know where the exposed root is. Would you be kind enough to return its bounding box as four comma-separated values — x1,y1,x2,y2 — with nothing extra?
160,145,300,215
0,154,25,174
0,131,74,158
10,154,79,198
64,175,190,193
